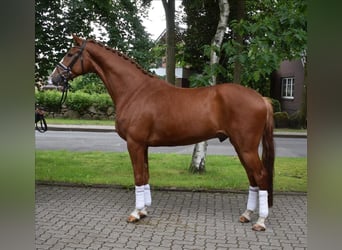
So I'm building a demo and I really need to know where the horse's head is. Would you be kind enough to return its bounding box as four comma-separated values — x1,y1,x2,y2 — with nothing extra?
48,34,89,86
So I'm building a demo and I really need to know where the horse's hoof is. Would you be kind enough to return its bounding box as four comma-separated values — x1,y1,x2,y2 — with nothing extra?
239,215,250,223
138,212,147,219
252,223,266,231
127,215,139,223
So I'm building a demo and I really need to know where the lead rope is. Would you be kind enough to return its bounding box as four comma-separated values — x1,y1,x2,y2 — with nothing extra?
59,78,70,107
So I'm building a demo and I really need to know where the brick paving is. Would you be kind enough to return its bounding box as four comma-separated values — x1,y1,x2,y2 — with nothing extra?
36,185,307,250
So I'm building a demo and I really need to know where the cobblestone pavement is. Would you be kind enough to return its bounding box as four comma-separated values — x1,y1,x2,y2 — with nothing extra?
36,185,307,250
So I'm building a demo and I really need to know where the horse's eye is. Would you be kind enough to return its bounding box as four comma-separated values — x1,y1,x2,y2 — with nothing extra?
67,53,73,57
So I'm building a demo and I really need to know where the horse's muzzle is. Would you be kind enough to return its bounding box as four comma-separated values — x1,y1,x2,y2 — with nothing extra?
49,75,64,86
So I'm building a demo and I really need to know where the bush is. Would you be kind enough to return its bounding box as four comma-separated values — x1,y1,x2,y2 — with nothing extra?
92,94,113,112
270,98,281,113
35,90,115,116
274,112,289,128
35,90,62,112
65,91,93,113
289,111,304,129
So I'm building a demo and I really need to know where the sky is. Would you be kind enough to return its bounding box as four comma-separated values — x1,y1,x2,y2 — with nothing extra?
141,0,183,41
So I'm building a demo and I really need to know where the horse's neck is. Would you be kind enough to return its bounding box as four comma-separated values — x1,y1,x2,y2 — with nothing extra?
87,43,152,107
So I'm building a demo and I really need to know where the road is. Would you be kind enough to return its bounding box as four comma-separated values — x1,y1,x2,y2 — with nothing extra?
35,130,307,157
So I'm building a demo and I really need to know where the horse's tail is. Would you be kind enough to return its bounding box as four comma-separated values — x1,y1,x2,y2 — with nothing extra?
262,97,275,207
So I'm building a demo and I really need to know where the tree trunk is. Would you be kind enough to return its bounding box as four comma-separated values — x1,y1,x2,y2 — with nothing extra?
300,54,307,128
162,0,176,85
189,0,230,173
210,0,230,85
189,140,208,173
232,0,245,84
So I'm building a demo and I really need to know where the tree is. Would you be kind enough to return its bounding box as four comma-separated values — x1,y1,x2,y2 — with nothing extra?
189,0,230,173
183,0,307,172
182,0,307,95
182,0,219,73
35,0,154,82
230,0,245,84
221,0,307,95
161,0,176,85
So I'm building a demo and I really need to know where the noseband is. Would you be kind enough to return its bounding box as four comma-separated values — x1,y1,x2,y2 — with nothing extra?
56,40,87,106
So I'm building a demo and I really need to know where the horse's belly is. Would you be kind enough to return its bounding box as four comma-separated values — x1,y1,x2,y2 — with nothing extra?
147,128,219,147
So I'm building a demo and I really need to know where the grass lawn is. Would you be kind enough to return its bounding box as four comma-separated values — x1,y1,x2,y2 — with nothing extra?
45,118,307,133
45,118,115,126
35,150,307,192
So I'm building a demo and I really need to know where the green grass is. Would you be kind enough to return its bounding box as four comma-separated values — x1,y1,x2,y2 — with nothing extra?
45,118,306,133
35,150,307,192
45,118,115,126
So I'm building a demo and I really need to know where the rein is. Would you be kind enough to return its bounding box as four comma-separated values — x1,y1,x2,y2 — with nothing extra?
56,40,87,106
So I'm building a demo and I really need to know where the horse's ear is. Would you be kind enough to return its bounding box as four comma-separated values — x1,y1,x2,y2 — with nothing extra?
72,34,83,46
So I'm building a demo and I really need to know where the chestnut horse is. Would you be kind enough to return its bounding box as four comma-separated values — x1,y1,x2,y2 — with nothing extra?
49,35,274,231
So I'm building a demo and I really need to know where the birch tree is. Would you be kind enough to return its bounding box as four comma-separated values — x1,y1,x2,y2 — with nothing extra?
189,0,229,173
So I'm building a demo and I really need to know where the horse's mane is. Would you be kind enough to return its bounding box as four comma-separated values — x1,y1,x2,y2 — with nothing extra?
87,39,154,78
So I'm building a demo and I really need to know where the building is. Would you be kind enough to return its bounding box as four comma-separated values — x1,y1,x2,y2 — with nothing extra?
270,59,306,115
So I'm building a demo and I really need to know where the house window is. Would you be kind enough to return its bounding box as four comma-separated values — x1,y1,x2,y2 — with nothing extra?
281,77,294,99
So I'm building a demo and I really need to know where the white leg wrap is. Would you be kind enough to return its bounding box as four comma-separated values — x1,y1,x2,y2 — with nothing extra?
241,210,253,221
130,208,140,220
144,184,152,207
255,217,266,229
258,190,269,218
135,185,145,210
139,206,148,217
247,186,259,211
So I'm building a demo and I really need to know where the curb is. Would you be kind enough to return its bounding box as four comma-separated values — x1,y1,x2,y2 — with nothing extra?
48,124,116,133
36,181,307,196
46,124,307,138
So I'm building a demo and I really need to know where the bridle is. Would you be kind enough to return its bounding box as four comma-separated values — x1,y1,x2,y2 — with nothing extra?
54,40,87,105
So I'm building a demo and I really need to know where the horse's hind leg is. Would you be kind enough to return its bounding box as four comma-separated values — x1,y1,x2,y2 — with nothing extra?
236,148,270,231
139,147,151,219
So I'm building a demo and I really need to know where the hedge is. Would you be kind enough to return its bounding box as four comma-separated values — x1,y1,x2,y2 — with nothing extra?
35,90,114,114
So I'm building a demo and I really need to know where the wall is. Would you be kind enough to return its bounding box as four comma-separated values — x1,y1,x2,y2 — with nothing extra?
270,59,305,115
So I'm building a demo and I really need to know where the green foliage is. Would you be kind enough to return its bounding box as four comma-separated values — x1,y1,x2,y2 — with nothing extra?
182,0,220,72
221,0,307,93
270,98,281,113
289,111,305,129
92,94,113,112
182,0,307,96
35,90,63,112
65,91,93,113
69,74,107,94
35,90,114,114
150,43,167,68
274,111,289,128
35,0,154,81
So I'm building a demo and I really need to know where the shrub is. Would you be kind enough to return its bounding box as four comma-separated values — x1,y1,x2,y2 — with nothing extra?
35,90,62,112
92,94,114,112
35,91,115,117
289,111,304,129
274,112,289,128
65,91,93,113
270,98,281,113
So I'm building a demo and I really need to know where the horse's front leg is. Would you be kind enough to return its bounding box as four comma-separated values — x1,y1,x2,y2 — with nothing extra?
126,141,151,223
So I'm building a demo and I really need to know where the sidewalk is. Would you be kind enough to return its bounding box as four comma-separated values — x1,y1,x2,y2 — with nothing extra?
47,124,307,138
36,184,307,250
